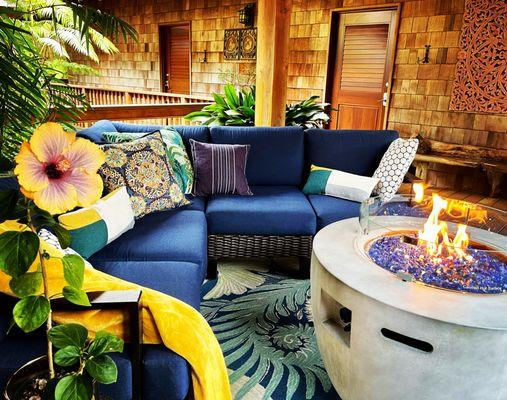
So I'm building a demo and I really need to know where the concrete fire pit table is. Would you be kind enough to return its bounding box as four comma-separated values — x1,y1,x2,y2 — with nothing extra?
311,216,507,400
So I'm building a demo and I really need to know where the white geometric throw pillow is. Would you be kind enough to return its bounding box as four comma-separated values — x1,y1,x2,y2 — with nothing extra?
372,138,419,202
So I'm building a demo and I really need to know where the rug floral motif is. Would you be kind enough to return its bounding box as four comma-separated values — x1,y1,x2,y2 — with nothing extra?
201,260,340,400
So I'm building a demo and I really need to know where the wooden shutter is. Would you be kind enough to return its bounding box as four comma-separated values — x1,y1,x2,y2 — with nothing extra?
340,24,389,93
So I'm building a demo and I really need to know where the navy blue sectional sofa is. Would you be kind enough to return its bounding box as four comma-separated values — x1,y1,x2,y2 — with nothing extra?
0,122,398,399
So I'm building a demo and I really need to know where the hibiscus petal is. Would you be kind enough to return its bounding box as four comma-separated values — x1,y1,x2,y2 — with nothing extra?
64,138,106,172
67,170,103,208
33,180,78,215
30,123,76,163
14,142,49,192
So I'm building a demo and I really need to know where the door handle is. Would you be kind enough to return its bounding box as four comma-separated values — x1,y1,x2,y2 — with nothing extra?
378,92,388,107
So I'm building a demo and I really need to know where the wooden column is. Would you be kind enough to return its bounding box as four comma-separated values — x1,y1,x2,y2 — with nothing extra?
255,0,292,126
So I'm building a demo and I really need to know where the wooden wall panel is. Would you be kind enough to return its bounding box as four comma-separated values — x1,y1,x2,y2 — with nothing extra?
74,0,507,193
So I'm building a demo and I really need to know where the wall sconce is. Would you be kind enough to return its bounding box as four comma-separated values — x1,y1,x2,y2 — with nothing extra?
417,45,431,64
239,3,255,27
198,49,207,63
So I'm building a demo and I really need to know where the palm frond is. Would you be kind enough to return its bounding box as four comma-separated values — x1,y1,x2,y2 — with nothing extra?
38,36,69,58
0,1,137,170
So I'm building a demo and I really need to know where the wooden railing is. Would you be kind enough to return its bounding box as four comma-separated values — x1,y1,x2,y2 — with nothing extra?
78,103,211,123
66,84,212,126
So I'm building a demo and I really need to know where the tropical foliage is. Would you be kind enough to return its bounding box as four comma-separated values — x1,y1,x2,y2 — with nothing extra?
185,84,330,128
285,95,331,129
0,123,120,400
201,261,337,400
0,1,137,170
186,84,256,126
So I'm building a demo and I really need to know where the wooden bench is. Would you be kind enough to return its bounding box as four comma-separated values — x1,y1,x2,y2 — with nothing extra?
413,153,506,197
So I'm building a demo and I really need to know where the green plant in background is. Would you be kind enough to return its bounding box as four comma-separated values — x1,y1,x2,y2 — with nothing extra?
219,67,256,89
0,1,137,170
285,95,331,129
185,84,256,126
185,84,331,128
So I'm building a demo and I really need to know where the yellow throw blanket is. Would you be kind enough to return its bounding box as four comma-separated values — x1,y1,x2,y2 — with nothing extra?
0,221,231,400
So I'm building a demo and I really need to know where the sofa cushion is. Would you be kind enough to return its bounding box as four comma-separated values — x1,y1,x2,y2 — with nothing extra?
58,187,135,258
112,122,209,154
190,140,252,196
99,132,189,219
77,119,117,143
307,194,361,230
143,346,190,400
303,165,379,202
206,186,316,235
103,128,195,194
305,129,399,176
210,126,305,186
93,260,204,309
0,174,18,190
90,210,207,270
183,195,206,212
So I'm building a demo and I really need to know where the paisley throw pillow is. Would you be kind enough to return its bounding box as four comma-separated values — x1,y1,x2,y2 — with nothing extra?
99,132,188,219
102,128,194,194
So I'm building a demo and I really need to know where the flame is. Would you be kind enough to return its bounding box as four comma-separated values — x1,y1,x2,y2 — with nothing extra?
413,183,425,203
416,192,473,261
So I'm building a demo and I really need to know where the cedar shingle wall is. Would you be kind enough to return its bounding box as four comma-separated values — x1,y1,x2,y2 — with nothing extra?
74,0,506,193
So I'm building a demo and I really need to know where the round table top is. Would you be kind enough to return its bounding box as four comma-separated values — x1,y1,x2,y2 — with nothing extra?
312,216,507,330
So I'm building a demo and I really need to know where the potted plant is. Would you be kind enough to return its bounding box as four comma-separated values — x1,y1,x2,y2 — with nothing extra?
0,123,123,400
184,83,331,128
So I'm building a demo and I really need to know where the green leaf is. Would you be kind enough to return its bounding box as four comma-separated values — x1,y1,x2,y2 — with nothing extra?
0,190,19,222
50,223,72,249
224,109,242,116
223,84,239,108
212,92,227,107
49,323,88,349
63,286,91,307
54,346,81,367
85,354,118,384
88,331,124,356
62,255,84,289
9,270,42,297
55,375,93,400
0,231,39,277
13,295,50,333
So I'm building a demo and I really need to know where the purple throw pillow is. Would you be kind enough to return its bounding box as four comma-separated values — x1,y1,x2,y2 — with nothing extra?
190,139,252,196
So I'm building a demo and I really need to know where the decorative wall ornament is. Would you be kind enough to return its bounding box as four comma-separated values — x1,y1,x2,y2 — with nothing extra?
224,28,257,60
450,0,507,114
240,28,257,59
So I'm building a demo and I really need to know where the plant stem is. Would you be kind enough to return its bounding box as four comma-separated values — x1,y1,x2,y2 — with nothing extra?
27,208,55,379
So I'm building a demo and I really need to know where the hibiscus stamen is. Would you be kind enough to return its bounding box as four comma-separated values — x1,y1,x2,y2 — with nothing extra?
57,159,71,173
44,159,71,179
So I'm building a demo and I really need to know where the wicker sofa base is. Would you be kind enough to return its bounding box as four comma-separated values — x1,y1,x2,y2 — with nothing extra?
207,234,313,278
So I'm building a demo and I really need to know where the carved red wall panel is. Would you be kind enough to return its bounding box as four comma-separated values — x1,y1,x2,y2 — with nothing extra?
450,0,507,114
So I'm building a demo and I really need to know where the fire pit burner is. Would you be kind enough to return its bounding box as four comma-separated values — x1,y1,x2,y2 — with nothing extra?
368,232,507,294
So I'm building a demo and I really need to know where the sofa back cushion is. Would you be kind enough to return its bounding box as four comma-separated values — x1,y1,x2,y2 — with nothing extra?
0,174,18,190
210,126,305,186
77,119,117,143
112,122,209,154
305,129,399,176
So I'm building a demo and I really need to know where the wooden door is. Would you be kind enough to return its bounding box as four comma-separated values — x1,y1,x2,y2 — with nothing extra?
160,24,190,94
326,9,398,130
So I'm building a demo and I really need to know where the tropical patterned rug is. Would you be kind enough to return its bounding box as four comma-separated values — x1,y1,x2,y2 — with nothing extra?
201,260,340,400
